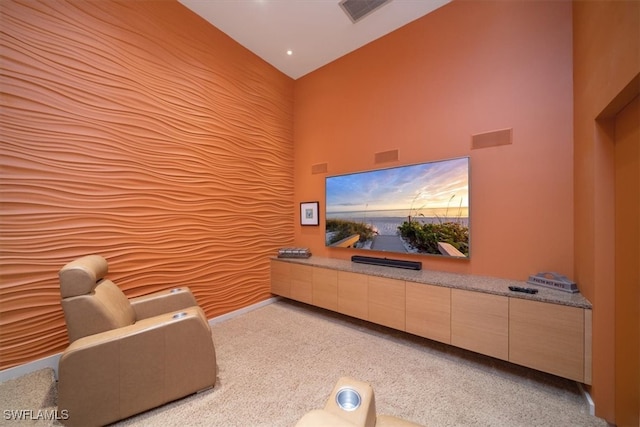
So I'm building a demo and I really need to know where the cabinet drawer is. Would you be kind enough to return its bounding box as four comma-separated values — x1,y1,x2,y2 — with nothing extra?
451,289,509,360
313,267,338,311
368,276,405,330
270,259,290,297
337,271,368,320
509,298,584,382
406,282,451,344
290,264,313,304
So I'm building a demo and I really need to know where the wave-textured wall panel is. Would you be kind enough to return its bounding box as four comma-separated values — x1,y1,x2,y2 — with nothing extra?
0,0,294,370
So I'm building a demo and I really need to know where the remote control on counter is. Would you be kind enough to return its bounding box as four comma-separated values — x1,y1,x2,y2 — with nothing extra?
508,286,539,294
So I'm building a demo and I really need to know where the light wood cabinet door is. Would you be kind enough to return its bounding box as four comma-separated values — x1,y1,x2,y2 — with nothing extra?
584,309,592,385
406,282,451,344
337,271,368,320
509,298,585,382
451,289,509,360
271,259,290,297
368,276,405,331
290,264,313,304
313,267,338,311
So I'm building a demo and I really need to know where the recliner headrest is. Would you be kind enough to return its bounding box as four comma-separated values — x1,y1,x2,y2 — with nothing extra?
59,255,109,298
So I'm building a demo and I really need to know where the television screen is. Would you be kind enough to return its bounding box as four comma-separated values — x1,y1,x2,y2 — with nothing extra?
325,157,470,258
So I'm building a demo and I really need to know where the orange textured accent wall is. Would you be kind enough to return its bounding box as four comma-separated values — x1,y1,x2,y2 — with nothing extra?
0,0,294,370
573,0,639,422
293,1,574,280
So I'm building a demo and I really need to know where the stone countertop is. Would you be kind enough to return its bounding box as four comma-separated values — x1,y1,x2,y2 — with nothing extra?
273,256,592,309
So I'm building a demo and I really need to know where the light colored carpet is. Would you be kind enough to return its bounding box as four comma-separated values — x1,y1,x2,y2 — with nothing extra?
0,368,58,427
0,299,608,426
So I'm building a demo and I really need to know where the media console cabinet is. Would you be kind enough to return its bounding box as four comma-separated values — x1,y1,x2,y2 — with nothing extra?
271,257,592,384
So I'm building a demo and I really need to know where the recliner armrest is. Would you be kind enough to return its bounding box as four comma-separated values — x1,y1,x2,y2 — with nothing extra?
58,307,217,427
130,286,199,320
324,377,377,427
295,409,357,427
376,415,424,427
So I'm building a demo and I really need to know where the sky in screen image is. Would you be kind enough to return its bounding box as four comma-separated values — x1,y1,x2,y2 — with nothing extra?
326,157,469,216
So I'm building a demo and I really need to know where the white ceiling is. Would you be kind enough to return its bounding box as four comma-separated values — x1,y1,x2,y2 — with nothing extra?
178,0,451,80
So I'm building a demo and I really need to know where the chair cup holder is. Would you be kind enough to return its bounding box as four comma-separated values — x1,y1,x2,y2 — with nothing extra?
335,388,361,411
172,312,187,320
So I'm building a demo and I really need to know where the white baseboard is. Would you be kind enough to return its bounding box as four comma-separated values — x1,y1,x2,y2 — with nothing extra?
0,297,280,384
577,382,596,416
0,353,62,383
208,296,280,326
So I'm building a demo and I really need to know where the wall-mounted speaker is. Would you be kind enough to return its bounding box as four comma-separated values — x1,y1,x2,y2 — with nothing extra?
311,163,328,174
471,128,513,150
374,149,399,164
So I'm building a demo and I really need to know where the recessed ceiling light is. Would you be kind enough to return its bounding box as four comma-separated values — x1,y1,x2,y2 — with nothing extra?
286,50,293,56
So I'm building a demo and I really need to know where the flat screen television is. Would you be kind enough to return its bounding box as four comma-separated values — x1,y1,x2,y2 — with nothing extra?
325,156,470,258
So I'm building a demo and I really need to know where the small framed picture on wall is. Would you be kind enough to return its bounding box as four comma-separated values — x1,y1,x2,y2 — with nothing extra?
300,201,319,226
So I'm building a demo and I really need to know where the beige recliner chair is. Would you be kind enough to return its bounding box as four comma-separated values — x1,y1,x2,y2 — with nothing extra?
296,377,424,427
57,255,217,427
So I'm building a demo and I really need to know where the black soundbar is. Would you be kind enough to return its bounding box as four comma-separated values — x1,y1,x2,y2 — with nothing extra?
351,255,422,270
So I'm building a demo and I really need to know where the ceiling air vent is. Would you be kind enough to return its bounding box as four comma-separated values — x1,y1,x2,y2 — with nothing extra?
339,0,393,23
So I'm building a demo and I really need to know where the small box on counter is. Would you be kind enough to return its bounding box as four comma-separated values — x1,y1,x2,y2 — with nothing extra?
277,247,312,259
526,272,578,293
